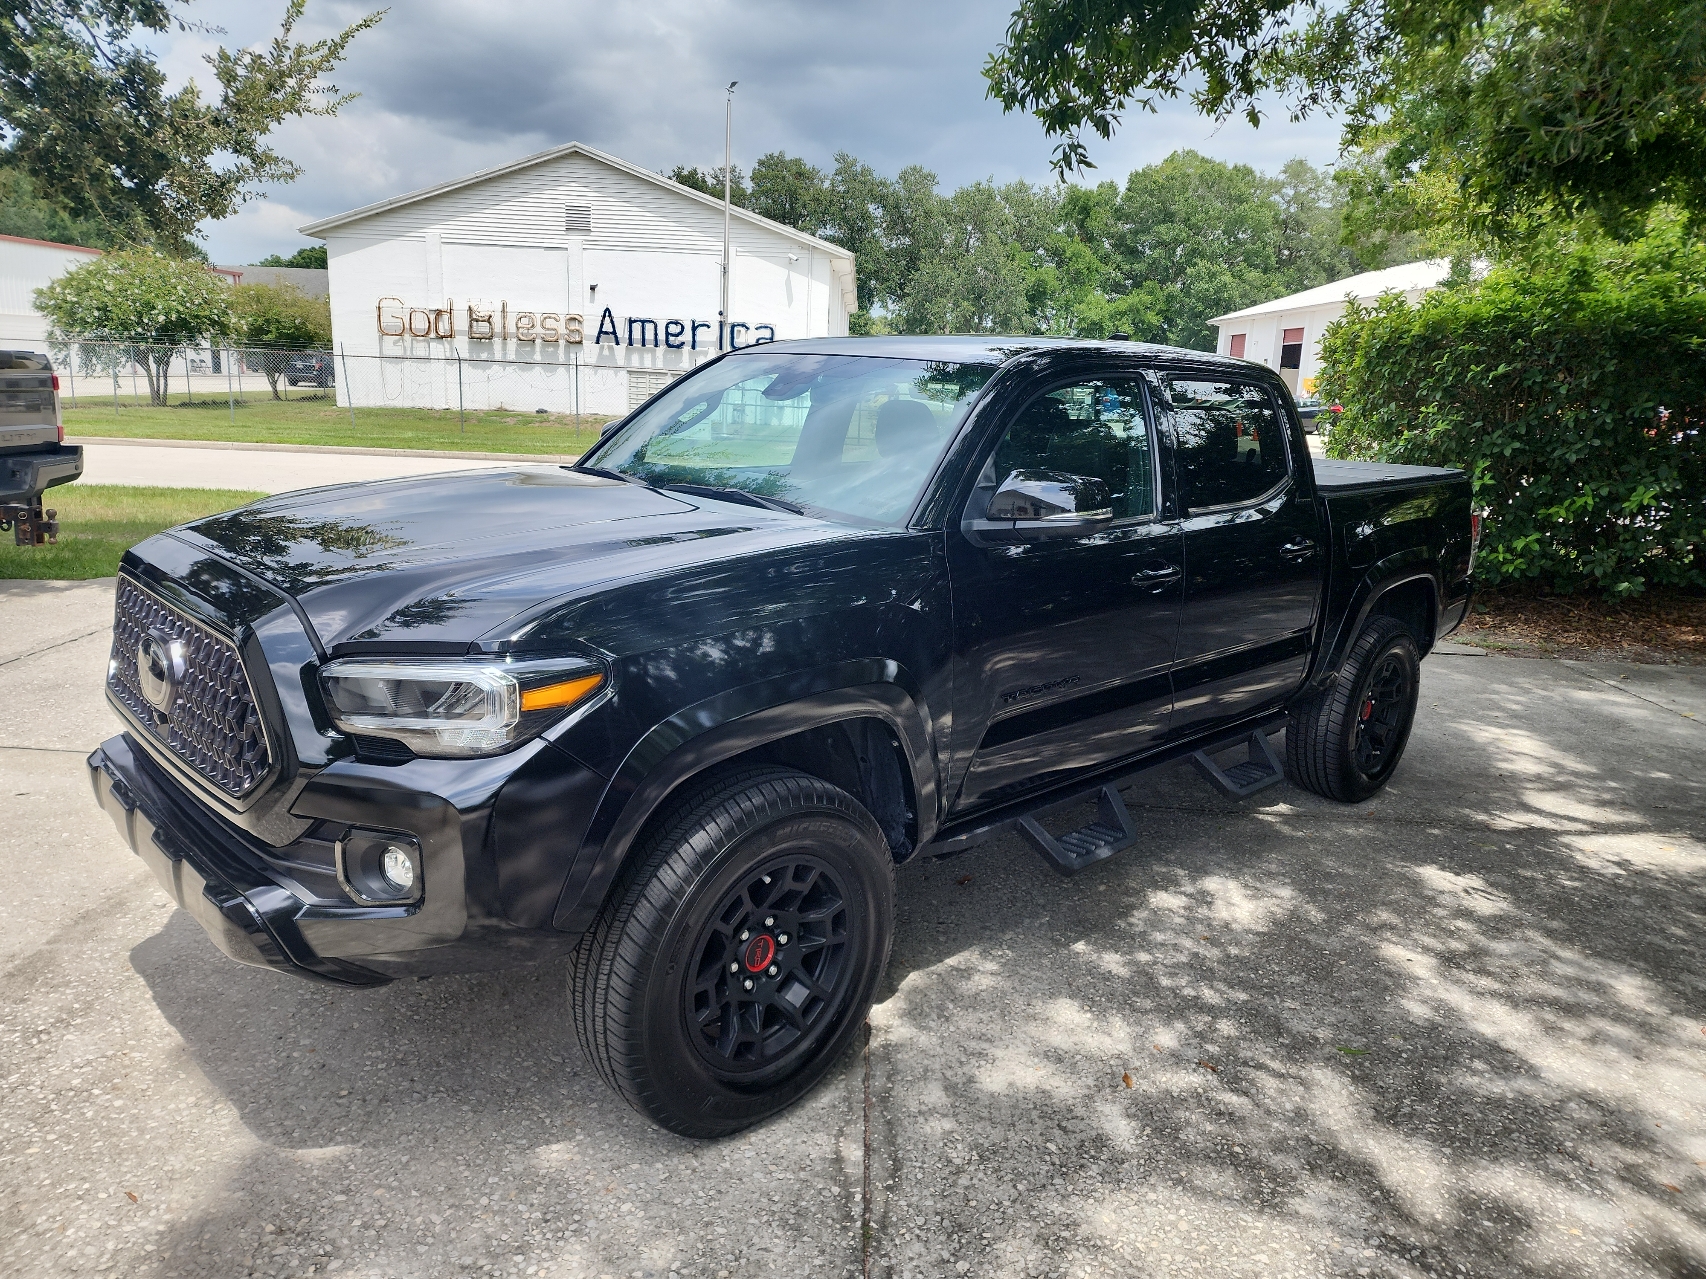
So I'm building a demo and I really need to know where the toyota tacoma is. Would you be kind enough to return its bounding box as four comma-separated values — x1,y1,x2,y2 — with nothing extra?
88,337,1476,1136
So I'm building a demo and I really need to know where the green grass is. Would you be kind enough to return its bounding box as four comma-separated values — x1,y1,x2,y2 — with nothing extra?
61,392,612,457
0,484,265,580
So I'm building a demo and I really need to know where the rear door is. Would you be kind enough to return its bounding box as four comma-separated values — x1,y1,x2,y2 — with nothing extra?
946,369,1183,814
1161,370,1325,737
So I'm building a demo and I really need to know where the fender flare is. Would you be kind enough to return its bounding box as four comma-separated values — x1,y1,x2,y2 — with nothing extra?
550,659,937,932
1315,554,1442,688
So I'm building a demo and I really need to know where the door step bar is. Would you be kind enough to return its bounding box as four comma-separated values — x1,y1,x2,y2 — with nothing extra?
925,715,1290,878
1016,785,1137,876
1190,729,1285,799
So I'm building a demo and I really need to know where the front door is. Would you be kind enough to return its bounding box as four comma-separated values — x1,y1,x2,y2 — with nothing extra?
1161,371,1325,737
947,373,1183,815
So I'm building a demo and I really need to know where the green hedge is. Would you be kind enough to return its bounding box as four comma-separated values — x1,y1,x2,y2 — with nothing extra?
1318,229,1706,595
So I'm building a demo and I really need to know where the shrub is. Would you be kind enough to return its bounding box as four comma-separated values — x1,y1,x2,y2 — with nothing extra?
35,248,235,405
1318,222,1706,595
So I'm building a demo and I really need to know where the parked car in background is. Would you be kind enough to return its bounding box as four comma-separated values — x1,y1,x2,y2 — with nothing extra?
0,348,81,545
88,336,1477,1137
1295,396,1324,431
284,352,335,387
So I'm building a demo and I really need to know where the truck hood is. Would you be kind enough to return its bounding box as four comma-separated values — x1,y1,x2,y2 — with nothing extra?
173,466,861,650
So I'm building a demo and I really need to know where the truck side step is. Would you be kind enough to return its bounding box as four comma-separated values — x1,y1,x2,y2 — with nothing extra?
1016,785,1137,876
1190,729,1285,798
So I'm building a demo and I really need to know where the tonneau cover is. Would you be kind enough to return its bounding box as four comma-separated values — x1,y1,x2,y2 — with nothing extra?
1310,458,1464,492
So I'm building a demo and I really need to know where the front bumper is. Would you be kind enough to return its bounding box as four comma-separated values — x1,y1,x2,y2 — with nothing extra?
1,443,82,503
89,734,394,984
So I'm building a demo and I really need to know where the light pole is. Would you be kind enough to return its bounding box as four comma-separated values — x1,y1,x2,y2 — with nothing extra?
721,80,737,343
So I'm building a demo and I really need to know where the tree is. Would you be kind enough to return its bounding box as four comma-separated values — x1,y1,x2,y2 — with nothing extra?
748,152,830,233
668,164,748,207
0,161,113,247
256,245,327,269
983,0,1706,238
35,248,233,403
0,1,383,252
230,280,330,398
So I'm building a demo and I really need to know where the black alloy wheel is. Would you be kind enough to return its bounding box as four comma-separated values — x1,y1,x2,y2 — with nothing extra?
1285,615,1422,802
685,854,855,1077
1352,650,1412,779
569,767,893,1138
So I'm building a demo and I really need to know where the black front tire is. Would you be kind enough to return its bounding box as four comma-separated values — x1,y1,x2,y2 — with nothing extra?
569,767,894,1138
1285,616,1421,802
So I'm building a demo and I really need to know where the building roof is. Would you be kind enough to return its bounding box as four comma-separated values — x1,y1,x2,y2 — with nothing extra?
0,232,103,255
297,141,857,264
1208,259,1453,326
217,264,329,297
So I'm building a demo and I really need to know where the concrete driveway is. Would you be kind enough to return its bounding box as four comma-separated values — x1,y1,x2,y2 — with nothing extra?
1,578,1701,1279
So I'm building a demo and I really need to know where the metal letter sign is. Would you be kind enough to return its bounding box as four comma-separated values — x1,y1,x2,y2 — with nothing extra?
378,298,775,349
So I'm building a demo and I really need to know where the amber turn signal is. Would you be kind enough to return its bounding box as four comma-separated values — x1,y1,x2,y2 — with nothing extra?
520,672,604,712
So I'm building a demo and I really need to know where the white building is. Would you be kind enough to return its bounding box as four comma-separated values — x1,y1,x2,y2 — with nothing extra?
1207,259,1453,396
300,142,858,416
0,233,105,345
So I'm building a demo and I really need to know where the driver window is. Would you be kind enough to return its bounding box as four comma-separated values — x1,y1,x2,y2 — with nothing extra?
990,379,1155,520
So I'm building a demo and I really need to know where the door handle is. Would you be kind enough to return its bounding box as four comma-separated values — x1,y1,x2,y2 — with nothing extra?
1132,563,1182,589
1280,538,1317,561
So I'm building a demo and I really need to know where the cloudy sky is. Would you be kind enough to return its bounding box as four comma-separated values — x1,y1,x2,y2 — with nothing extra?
152,0,1343,264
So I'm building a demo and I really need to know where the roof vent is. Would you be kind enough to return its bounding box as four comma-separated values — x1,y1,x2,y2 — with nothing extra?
564,204,592,235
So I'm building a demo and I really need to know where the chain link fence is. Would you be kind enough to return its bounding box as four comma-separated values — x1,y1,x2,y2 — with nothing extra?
27,336,688,422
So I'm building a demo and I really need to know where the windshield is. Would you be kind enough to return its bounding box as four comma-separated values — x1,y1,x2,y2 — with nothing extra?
588,353,997,526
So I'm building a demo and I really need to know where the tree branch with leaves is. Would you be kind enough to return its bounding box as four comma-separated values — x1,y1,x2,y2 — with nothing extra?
0,0,384,252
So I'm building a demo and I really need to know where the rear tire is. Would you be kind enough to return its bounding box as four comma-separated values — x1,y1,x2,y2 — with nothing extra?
1285,616,1421,802
568,767,894,1138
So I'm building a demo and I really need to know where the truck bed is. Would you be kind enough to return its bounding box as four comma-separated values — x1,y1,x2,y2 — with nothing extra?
1311,458,1464,493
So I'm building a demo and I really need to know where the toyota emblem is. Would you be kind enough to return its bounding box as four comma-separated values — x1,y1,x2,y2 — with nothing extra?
137,630,185,714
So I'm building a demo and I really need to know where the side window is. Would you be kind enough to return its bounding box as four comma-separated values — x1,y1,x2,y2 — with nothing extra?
1166,377,1290,511
989,379,1155,520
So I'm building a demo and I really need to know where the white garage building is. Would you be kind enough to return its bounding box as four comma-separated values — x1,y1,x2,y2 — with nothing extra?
0,234,105,345
300,142,858,416
1208,259,1452,396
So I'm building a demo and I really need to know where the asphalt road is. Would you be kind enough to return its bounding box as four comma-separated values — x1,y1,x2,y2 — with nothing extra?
2,577,1702,1279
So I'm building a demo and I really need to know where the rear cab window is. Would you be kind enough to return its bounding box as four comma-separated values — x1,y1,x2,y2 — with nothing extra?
1163,375,1293,513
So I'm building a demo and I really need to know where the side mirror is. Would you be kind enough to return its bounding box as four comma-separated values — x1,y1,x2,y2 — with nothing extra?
597,417,626,442
965,469,1114,544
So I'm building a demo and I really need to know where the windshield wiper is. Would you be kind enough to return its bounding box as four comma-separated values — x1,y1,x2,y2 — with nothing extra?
565,464,656,490
660,483,806,515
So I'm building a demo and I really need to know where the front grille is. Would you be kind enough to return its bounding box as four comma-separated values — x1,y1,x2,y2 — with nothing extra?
108,579,273,800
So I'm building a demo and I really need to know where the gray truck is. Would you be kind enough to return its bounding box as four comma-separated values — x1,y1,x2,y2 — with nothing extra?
0,349,81,545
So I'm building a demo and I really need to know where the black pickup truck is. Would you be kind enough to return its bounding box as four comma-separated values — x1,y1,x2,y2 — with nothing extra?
1,348,81,544
87,337,1475,1136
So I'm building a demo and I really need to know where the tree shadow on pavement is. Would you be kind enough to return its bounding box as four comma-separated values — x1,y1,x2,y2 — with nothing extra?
863,658,1706,1278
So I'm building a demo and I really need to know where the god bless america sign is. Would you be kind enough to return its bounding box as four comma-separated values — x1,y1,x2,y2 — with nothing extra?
376,299,777,350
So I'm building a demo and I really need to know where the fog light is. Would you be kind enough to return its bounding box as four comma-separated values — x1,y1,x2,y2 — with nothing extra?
380,845,416,891
336,829,423,906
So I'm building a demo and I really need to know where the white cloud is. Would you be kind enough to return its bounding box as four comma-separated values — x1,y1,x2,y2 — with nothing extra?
160,0,1344,262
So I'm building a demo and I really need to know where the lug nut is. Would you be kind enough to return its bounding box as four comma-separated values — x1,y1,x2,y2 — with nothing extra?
764,916,775,927
729,962,739,973
742,978,755,991
739,929,750,941
777,933,789,945
767,964,779,977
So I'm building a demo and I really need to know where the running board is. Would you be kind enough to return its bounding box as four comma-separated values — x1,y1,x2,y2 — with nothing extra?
1016,785,1137,876
1190,729,1285,798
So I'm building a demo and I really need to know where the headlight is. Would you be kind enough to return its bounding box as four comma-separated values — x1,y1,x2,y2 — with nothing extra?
318,657,605,758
